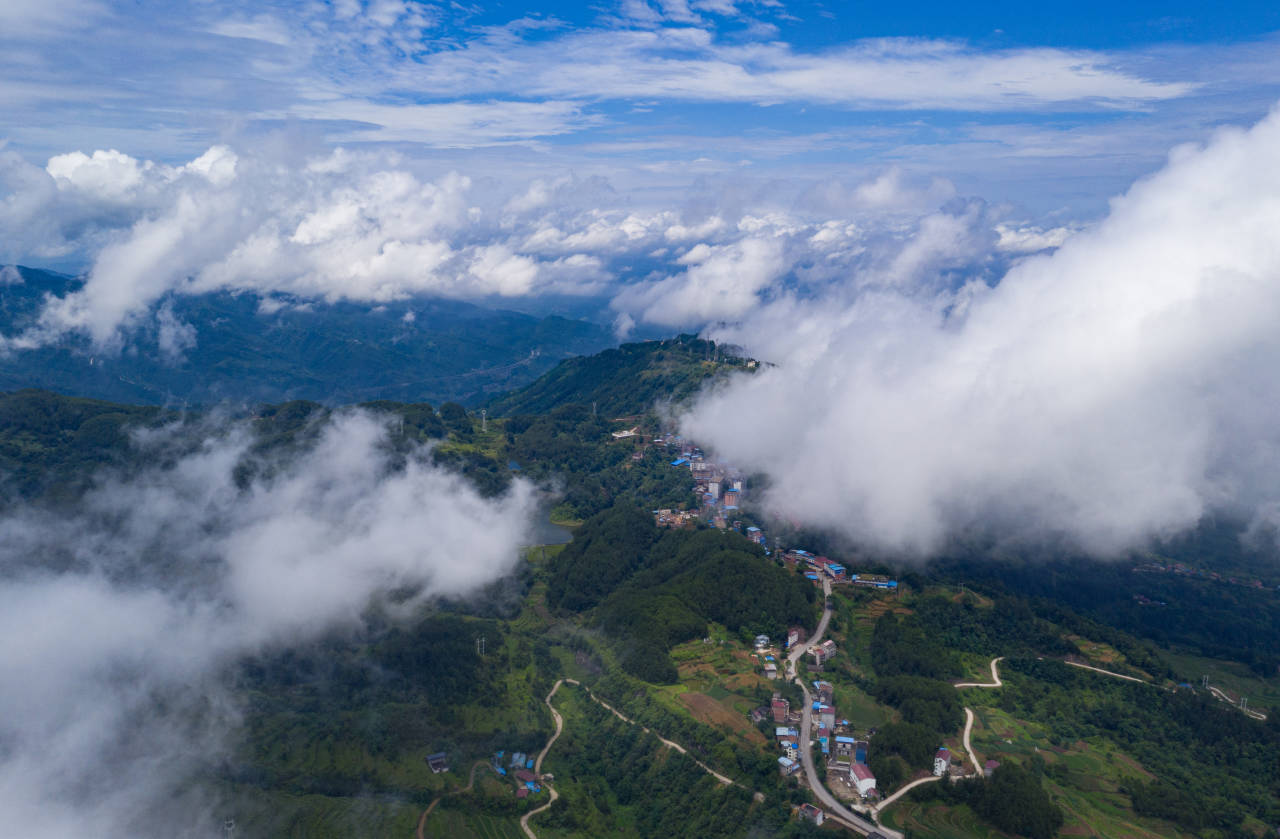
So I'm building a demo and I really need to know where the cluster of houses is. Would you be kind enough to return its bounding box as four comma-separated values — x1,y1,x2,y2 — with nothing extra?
491,750,547,800
757,666,881,804
648,437,768,545
782,549,899,591
750,628,811,681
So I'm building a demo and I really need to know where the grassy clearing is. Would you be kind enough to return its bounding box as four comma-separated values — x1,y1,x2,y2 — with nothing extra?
651,634,774,748
832,683,890,730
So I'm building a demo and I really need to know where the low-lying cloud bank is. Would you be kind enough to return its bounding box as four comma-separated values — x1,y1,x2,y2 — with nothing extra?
684,105,1280,557
0,141,1051,349
0,410,535,838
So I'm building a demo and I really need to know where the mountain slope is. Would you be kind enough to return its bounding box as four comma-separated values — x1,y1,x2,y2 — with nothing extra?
486,335,753,417
0,266,616,407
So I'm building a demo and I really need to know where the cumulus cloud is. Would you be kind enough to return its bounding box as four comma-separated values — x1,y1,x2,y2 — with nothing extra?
1,147,626,347
0,409,536,838
612,236,787,327
3,142,1026,349
683,105,1280,557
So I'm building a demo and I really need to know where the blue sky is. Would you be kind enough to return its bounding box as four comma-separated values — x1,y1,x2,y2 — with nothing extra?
4,0,1279,210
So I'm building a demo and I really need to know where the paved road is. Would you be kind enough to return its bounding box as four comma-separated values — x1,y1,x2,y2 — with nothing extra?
786,578,832,679
788,577,903,838
873,775,941,814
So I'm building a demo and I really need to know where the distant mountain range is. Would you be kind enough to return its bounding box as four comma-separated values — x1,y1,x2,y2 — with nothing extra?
0,267,618,407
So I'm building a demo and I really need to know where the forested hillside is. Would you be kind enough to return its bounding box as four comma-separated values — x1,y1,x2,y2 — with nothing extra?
547,507,815,683
486,334,754,417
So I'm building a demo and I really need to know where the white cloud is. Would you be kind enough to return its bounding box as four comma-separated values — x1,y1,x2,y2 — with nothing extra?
407,29,1193,111
682,105,1280,556
279,99,601,146
612,236,787,327
0,410,537,838
4,148,633,347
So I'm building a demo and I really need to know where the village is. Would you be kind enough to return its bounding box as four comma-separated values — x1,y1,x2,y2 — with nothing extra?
623,426,1004,832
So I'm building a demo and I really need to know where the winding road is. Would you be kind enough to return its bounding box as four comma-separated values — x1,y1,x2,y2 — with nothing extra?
960,707,983,775
522,677,757,839
1063,659,1267,721
955,656,1004,689
520,679,572,839
872,775,940,814
416,761,488,839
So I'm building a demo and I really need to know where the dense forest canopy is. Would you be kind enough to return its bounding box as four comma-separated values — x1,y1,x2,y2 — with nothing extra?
547,507,815,683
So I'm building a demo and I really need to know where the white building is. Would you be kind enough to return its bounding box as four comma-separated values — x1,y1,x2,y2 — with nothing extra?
933,748,950,777
850,762,877,797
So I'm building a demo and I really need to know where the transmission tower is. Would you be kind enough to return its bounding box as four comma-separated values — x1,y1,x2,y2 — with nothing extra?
475,635,486,657
481,409,487,432
223,819,236,839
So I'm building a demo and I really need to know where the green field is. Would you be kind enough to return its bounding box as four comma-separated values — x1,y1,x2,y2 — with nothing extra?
422,808,525,839
218,785,423,838
882,800,1011,838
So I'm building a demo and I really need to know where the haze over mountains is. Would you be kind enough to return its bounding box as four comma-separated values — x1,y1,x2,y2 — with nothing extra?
0,266,615,406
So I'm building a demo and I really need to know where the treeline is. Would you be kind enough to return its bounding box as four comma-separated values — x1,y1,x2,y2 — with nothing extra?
0,389,521,503
911,761,1064,839
865,595,1075,797
870,611,961,680
548,506,815,683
